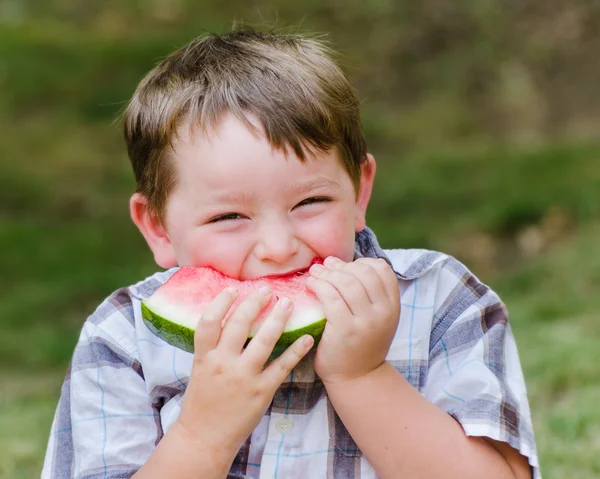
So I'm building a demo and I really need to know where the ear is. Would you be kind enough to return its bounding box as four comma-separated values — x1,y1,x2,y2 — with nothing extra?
129,193,178,269
354,153,376,232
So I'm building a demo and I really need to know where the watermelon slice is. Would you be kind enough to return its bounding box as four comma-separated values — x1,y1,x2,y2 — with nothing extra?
141,265,326,358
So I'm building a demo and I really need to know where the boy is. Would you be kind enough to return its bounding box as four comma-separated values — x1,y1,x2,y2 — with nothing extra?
43,29,540,478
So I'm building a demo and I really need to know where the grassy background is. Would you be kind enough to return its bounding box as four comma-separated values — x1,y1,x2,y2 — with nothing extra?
2,1,600,477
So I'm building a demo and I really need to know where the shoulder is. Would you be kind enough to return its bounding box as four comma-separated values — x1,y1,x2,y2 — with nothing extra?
383,248,449,280
85,268,176,328
76,268,178,356
384,248,505,335
129,267,178,301
384,247,479,293
385,248,498,299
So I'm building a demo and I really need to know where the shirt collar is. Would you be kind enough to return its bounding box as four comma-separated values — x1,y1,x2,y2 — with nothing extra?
354,226,407,280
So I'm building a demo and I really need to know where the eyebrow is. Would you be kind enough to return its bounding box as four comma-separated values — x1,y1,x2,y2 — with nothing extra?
288,177,341,196
213,178,340,204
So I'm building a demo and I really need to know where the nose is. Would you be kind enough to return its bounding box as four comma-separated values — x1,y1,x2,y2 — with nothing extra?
254,219,299,264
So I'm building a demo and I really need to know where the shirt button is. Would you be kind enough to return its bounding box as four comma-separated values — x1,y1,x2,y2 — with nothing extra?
275,417,294,434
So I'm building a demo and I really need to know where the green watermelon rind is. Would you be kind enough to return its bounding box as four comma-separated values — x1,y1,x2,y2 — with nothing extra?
141,300,326,359
244,317,326,359
142,301,195,353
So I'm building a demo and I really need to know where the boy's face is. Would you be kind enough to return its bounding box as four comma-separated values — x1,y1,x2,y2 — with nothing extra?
131,113,376,280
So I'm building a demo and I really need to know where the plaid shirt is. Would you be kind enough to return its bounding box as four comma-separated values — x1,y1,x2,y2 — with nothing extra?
42,227,540,478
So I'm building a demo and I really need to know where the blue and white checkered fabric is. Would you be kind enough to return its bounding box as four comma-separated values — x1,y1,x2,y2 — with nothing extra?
42,227,540,478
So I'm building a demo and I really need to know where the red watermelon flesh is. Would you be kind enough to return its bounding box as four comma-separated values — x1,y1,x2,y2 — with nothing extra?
141,263,326,357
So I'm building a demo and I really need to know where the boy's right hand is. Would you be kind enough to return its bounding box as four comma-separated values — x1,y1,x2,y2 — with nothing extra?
172,287,313,467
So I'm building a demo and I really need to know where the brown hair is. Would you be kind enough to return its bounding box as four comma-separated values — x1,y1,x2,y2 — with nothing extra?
123,28,367,219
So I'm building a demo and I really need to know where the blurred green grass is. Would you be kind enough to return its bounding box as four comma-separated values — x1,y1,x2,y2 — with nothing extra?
2,3,600,478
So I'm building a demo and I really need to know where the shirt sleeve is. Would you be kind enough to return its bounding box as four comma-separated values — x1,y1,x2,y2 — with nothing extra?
424,259,541,478
42,290,162,479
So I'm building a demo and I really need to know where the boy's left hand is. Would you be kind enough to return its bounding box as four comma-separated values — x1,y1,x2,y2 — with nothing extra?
306,256,400,384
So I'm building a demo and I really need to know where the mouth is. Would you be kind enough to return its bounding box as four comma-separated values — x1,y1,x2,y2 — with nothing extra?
262,258,323,279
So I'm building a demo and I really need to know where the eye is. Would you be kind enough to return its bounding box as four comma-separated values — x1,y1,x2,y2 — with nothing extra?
295,196,331,208
208,213,244,223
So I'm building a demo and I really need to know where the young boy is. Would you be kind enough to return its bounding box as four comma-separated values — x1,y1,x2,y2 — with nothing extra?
42,29,540,478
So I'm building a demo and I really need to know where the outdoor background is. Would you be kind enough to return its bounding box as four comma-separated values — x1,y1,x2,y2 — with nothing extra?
2,1,600,477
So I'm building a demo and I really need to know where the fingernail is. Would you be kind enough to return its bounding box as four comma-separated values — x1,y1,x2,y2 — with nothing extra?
303,336,314,348
310,264,324,275
279,296,291,309
324,256,340,267
258,286,271,297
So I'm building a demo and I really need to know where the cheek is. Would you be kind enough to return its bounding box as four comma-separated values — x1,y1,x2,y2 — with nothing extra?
180,231,250,277
299,211,356,261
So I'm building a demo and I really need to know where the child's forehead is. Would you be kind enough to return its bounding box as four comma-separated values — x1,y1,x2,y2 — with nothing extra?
168,119,349,200
172,112,338,171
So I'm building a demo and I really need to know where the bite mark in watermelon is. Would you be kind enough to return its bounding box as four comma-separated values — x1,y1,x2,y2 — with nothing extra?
141,265,326,358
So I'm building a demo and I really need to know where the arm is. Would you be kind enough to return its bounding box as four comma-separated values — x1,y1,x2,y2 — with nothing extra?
43,326,229,479
324,362,531,479
308,257,534,479
131,423,232,479
134,287,314,478
44,287,312,479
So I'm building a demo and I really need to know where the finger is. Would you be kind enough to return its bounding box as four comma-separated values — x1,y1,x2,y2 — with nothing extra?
218,287,272,353
242,296,294,371
343,259,390,305
344,257,399,302
262,335,314,387
309,263,369,316
194,287,239,358
306,275,354,321
324,257,388,304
